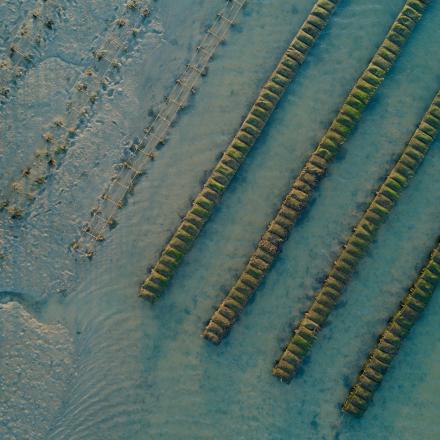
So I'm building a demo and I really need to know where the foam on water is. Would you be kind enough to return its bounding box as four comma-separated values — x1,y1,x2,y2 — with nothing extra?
0,0,439,438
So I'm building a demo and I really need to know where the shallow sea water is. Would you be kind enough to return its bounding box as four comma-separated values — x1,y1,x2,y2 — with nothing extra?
0,0,439,439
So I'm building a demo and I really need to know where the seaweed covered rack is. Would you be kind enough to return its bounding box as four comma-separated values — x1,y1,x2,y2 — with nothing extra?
139,0,341,302
202,0,431,345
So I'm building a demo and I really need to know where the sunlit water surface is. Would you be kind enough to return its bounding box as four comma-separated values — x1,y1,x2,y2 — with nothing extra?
0,0,439,439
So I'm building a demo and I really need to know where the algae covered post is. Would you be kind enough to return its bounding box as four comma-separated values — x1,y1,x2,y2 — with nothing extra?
139,0,341,302
2,1,152,219
202,0,432,346
343,237,440,416
0,0,68,105
273,87,440,382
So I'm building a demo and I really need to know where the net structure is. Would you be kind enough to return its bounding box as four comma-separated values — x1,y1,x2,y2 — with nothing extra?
72,0,246,257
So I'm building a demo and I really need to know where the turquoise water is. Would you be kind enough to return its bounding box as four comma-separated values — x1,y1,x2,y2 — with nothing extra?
0,0,439,438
